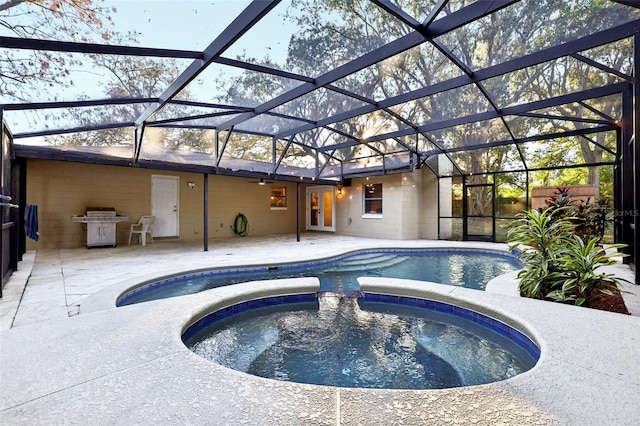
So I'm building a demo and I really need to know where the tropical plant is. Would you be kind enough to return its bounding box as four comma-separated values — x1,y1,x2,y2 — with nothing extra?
508,204,628,308
542,187,613,244
546,236,627,306
542,186,575,215
507,208,573,299
584,196,613,244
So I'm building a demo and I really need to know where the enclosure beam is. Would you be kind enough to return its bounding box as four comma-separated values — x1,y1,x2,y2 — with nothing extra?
215,127,234,168
307,84,626,153
0,36,201,58
634,35,640,283
276,20,640,140
133,125,145,165
620,85,634,266
363,85,626,145
133,0,280,127
222,0,518,134
1,98,157,111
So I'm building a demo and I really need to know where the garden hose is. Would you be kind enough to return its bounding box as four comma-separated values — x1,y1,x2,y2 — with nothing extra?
231,213,249,237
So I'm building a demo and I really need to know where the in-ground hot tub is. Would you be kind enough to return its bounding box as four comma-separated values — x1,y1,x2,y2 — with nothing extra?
182,291,539,390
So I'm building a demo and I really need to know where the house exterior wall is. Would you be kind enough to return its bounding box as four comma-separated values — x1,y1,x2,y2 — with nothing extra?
25,158,441,249
335,168,440,240
25,159,301,249
419,168,440,239
335,174,403,239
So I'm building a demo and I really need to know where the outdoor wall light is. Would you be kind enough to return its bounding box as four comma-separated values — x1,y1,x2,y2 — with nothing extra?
188,182,196,189
337,187,343,195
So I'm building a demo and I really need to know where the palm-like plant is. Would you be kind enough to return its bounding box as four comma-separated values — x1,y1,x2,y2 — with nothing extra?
547,236,628,306
508,205,629,308
507,208,573,299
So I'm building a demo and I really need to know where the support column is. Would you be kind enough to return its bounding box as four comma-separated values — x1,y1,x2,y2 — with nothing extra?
462,175,468,240
621,87,633,262
634,35,640,283
491,178,496,242
203,173,209,252
525,170,529,211
614,128,622,245
296,182,301,242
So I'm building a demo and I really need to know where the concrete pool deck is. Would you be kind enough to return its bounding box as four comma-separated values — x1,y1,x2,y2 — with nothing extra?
1,234,638,425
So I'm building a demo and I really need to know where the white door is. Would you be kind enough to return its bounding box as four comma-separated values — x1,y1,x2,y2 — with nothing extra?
152,175,179,237
306,186,335,232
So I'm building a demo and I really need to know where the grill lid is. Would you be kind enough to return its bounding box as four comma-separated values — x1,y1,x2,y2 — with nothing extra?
86,207,116,217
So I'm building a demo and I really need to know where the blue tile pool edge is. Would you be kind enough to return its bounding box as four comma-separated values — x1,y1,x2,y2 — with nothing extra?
180,291,541,363
361,292,540,362
180,292,318,344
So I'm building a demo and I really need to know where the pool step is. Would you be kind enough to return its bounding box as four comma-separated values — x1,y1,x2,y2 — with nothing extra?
324,253,408,272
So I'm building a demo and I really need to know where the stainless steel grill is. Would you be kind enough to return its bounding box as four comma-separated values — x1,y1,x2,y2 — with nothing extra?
72,207,128,248
86,207,116,218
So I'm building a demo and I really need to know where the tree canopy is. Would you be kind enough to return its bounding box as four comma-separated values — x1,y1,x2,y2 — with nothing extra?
1,0,116,101
2,0,635,194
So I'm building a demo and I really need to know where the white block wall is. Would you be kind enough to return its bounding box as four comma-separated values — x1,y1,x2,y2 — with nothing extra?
335,167,440,240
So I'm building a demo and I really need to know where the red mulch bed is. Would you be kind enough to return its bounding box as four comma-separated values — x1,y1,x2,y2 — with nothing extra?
587,289,630,315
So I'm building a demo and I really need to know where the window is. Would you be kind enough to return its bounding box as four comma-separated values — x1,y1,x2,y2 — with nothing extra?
270,187,287,208
363,183,382,215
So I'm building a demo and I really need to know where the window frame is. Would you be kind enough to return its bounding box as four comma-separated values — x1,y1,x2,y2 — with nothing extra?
362,183,383,218
270,186,287,210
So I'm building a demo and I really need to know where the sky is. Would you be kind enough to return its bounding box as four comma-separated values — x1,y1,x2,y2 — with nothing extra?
2,0,297,136
109,1,251,49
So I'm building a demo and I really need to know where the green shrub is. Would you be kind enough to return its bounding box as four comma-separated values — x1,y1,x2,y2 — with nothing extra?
508,201,628,307
546,236,627,306
539,186,612,245
507,208,571,299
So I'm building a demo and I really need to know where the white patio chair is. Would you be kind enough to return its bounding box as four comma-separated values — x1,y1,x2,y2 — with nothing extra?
128,215,155,246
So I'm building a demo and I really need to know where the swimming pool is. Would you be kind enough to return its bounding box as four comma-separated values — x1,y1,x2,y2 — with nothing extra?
118,249,520,306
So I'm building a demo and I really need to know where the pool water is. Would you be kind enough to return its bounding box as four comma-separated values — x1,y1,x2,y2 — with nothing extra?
118,249,520,306
185,294,537,389
314,251,519,292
